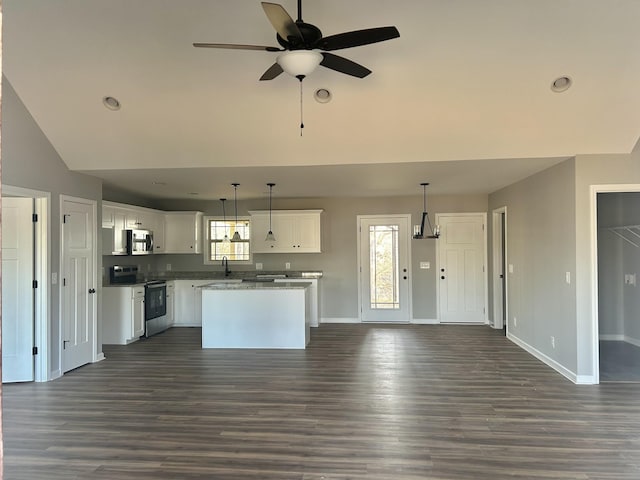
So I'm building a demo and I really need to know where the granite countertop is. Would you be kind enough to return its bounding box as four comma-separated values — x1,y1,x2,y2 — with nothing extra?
150,270,322,281
201,281,312,290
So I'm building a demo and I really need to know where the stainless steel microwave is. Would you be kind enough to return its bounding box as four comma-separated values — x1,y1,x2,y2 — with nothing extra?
126,229,154,255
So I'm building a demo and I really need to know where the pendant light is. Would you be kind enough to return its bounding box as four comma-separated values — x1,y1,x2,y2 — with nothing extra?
231,183,242,241
219,198,231,244
265,183,276,242
413,182,440,239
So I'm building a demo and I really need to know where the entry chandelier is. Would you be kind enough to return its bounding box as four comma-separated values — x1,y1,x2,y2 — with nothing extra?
413,182,440,239
265,183,276,242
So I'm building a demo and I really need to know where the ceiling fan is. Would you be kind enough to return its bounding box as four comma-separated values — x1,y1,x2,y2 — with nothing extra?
193,1,400,81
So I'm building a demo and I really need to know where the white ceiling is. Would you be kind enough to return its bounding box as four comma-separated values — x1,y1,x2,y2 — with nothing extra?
4,0,640,200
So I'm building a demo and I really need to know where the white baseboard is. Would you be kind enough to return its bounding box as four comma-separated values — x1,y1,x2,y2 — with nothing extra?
576,375,597,384
599,334,640,347
93,353,106,362
320,317,359,324
599,334,625,341
411,318,440,324
50,369,62,381
507,333,584,384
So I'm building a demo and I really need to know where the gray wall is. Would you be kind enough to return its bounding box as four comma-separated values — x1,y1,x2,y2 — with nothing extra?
489,159,577,372
137,194,489,320
2,79,103,376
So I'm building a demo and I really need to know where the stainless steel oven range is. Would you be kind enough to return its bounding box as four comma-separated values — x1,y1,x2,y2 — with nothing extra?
109,265,169,338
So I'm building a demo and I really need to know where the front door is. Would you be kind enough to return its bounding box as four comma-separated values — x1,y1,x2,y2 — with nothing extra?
2,197,35,383
359,215,411,322
61,197,96,372
437,213,486,323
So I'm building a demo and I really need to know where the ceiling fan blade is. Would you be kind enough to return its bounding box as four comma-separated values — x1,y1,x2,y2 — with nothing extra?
262,2,303,43
260,63,284,81
320,52,371,78
193,43,282,52
318,26,400,51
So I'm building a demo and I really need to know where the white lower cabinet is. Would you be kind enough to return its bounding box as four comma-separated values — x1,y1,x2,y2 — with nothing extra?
274,278,320,327
173,279,212,326
102,286,145,344
165,281,175,325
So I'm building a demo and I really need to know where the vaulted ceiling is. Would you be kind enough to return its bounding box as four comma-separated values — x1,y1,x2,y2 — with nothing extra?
4,1,640,200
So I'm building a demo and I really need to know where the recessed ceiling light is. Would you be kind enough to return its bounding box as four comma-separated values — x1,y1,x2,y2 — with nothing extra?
314,88,332,103
551,76,572,93
152,181,166,186
102,96,121,110
189,192,199,196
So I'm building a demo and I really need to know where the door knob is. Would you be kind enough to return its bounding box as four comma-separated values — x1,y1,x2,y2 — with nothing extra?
88,288,96,294
403,276,407,280
441,276,445,280
441,268,445,272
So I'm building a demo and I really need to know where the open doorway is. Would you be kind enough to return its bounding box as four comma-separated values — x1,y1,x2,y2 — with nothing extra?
492,207,507,334
597,191,640,382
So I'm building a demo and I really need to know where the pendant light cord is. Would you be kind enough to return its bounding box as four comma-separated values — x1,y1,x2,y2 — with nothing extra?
298,76,304,136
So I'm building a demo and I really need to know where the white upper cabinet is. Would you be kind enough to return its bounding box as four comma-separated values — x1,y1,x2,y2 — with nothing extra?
102,201,165,255
163,211,203,254
250,210,322,253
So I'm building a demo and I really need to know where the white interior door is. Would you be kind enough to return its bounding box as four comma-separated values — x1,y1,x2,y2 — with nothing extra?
438,213,486,323
492,209,507,330
359,215,411,322
61,197,96,372
2,197,35,383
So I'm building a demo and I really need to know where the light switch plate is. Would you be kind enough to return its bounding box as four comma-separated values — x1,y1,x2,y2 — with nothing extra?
508,264,514,274
166,264,172,271
565,272,571,284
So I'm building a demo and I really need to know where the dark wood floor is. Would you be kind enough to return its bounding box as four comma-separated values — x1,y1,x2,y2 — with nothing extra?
600,340,640,382
4,325,640,479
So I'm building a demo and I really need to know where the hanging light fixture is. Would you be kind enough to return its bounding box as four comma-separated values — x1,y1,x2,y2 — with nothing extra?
265,183,276,242
413,182,440,239
231,183,242,241
219,198,231,244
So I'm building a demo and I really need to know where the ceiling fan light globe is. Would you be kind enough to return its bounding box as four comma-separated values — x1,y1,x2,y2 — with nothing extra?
277,50,323,77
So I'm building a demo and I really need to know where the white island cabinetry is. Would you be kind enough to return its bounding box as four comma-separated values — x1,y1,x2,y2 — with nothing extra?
201,282,311,349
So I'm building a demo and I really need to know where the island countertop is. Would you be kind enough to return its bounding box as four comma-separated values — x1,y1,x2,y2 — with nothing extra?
200,281,312,290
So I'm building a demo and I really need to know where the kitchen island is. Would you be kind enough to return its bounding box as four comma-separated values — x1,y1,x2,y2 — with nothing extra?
201,281,311,349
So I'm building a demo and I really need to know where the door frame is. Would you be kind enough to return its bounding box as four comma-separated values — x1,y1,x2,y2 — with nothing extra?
491,207,508,331
59,195,99,372
590,184,640,385
3,185,50,382
435,212,488,324
357,214,413,323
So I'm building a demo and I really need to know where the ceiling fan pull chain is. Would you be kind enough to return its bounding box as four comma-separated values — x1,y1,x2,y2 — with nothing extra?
298,75,305,136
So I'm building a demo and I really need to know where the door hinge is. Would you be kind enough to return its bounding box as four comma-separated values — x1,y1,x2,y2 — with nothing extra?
63,278,67,287
63,214,69,224
32,346,38,355
32,213,38,222
33,280,38,289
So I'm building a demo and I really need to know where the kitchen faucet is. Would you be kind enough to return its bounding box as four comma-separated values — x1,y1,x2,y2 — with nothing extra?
222,256,231,277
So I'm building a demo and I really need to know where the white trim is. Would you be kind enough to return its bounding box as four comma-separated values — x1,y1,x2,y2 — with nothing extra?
599,334,625,341
3,185,51,382
320,317,359,324
435,212,488,324
491,206,508,331
356,214,413,323
590,183,640,386
50,369,63,381
202,215,253,265
93,352,106,362
60,195,99,372
411,318,440,324
576,375,596,385
599,334,640,348
507,332,586,384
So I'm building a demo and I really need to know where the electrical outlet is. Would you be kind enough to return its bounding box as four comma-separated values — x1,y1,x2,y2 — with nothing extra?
285,262,291,270
256,262,263,270
166,264,172,271
551,336,556,349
